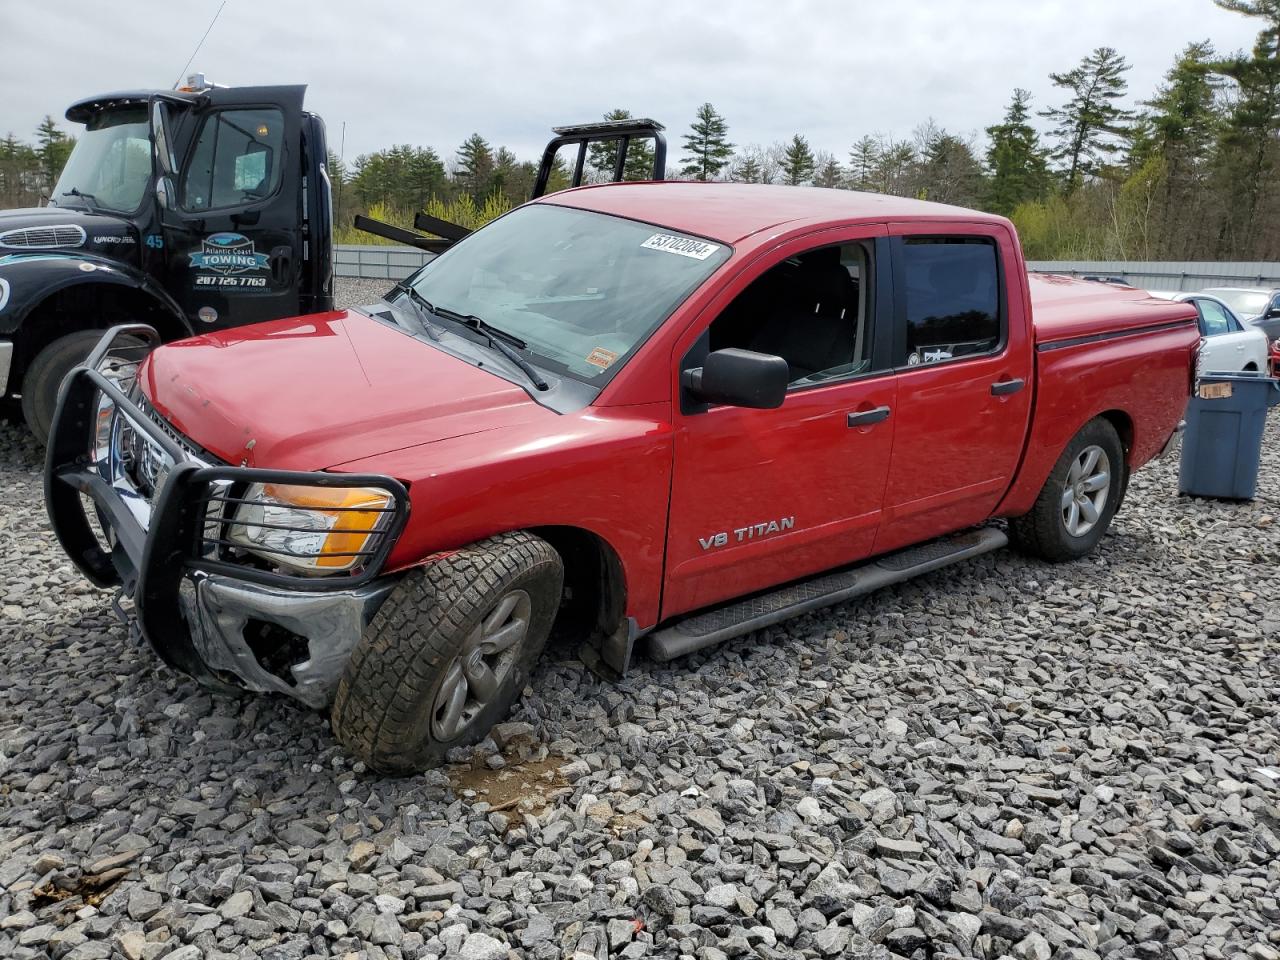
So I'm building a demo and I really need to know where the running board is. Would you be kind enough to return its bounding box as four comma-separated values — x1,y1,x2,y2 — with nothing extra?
647,527,1008,662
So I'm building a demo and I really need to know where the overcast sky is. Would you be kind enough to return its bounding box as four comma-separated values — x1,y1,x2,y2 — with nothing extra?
0,0,1263,166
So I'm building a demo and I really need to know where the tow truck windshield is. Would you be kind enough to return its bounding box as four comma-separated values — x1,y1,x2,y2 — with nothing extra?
51,106,152,214
406,204,731,384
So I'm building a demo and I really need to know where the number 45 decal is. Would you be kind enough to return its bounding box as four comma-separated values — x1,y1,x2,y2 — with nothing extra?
144,235,164,249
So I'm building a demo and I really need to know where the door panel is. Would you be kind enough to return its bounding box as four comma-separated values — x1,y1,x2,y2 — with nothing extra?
664,377,897,617
160,86,306,331
663,225,894,620
874,222,1034,554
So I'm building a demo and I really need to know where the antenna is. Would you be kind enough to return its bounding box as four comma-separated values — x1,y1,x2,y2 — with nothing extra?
174,1,228,89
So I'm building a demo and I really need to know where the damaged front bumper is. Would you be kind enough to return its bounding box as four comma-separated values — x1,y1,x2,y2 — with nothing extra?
44,325,409,709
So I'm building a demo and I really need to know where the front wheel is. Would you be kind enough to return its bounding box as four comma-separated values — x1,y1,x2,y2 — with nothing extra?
1008,418,1125,563
21,330,142,444
331,531,563,774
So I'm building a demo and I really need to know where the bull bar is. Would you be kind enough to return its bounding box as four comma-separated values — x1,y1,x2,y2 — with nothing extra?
44,325,410,707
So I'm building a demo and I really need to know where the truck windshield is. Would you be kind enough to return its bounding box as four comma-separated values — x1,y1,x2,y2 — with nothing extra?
407,204,731,383
52,106,152,214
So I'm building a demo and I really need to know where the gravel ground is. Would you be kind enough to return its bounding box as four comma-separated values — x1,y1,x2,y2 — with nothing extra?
1,288,1278,960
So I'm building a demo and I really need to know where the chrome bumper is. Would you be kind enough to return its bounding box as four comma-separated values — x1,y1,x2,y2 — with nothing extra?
180,573,396,708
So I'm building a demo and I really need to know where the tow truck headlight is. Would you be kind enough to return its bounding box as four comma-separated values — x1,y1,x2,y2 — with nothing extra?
227,483,396,574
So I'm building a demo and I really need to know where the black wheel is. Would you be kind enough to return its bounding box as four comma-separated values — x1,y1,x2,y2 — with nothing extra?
1008,418,1125,563
21,330,141,444
331,531,563,774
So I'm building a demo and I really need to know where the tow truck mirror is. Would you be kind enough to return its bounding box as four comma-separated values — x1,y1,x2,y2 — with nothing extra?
151,101,178,176
682,348,789,410
154,177,174,210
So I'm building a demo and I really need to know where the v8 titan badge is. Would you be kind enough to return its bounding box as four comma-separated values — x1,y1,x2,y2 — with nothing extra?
190,232,271,290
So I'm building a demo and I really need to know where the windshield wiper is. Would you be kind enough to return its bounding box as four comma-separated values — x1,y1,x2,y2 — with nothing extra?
61,188,98,213
389,281,441,340
430,305,550,391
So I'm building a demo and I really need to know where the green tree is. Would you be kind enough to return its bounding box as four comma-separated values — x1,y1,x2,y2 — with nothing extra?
35,116,73,193
812,153,843,188
985,89,1050,215
782,134,815,185
587,109,656,182
919,130,985,206
1210,0,1280,255
680,102,733,180
847,135,881,190
351,145,446,211
455,133,495,201
1041,46,1134,191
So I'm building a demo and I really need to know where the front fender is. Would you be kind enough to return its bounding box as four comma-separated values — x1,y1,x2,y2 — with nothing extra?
0,251,188,337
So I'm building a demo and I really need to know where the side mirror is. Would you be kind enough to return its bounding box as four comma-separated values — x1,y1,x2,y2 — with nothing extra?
154,177,174,210
151,101,177,176
682,348,789,409
1267,305,1280,320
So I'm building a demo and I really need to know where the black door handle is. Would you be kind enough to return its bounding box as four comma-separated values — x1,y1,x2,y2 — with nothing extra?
990,378,1025,396
847,405,891,427
269,246,293,284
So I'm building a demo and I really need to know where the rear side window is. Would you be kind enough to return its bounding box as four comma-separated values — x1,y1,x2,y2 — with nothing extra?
1197,299,1235,336
899,238,1000,366
181,108,284,211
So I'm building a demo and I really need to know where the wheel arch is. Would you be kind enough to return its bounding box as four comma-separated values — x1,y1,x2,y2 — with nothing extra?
5,271,188,392
526,524,628,646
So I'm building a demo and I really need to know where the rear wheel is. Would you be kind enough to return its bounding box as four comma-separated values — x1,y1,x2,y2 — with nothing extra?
331,531,563,774
1009,418,1125,563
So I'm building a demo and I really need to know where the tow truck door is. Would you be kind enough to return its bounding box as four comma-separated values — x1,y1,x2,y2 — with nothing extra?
155,85,306,331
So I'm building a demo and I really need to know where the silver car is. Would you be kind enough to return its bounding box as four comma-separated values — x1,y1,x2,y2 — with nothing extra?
1146,290,1269,375
1201,287,1280,340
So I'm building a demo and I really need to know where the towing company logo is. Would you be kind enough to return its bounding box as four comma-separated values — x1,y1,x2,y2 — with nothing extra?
189,233,270,289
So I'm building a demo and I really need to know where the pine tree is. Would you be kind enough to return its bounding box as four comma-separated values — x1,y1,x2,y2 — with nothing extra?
847,135,881,191
587,109,655,182
812,153,843,188
733,153,762,183
680,102,733,180
1210,0,1280,255
455,134,495,201
782,135,815,185
35,116,72,193
1040,47,1134,191
985,89,1050,215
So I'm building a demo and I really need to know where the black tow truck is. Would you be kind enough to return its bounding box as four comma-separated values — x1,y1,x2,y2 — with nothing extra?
0,75,666,441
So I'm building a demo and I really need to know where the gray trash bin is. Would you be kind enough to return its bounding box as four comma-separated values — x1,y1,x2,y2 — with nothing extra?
1179,370,1280,500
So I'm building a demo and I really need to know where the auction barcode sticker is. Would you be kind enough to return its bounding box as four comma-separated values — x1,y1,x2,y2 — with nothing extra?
641,233,721,260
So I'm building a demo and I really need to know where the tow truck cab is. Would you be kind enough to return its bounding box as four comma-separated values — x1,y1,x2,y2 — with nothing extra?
0,76,332,440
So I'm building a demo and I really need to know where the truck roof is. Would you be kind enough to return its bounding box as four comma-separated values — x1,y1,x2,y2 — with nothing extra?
540,181,1006,243
65,90,202,123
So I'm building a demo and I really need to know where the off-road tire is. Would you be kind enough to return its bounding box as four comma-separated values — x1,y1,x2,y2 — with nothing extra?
22,330,137,444
331,531,563,774
1008,417,1125,563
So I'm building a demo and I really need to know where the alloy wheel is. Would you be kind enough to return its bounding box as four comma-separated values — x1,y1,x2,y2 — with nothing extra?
430,589,531,741
1061,445,1111,538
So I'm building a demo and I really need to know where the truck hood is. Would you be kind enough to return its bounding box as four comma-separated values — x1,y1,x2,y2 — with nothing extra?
0,205,138,258
140,309,555,471
1029,273,1198,344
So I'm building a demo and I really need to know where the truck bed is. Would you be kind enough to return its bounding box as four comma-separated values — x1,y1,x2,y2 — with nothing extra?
1028,273,1198,345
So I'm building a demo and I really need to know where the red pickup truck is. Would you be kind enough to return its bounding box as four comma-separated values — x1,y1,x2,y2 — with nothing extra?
46,184,1198,772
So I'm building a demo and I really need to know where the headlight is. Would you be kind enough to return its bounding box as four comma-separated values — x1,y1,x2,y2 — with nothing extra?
227,482,395,574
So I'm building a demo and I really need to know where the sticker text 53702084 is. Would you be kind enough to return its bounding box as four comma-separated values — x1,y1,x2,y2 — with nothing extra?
641,234,721,261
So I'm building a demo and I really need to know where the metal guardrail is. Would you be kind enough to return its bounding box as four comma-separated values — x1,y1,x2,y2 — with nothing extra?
334,244,434,280
333,245,1280,290
1026,260,1280,292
